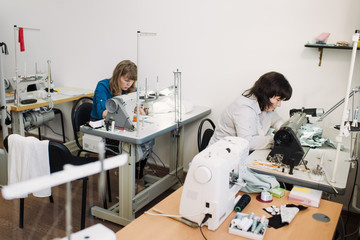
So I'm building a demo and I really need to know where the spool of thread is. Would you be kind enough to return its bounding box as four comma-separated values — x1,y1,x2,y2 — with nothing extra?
251,217,259,232
235,194,251,212
111,120,115,132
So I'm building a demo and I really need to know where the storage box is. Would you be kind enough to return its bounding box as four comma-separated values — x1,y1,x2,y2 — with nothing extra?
82,134,103,153
269,186,285,198
229,213,268,240
288,186,322,207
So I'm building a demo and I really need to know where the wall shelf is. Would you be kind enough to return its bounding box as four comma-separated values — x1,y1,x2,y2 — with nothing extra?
304,43,360,66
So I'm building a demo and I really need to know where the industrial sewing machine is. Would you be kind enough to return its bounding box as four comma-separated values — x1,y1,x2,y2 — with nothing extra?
267,111,311,174
105,92,138,131
179,136,249,231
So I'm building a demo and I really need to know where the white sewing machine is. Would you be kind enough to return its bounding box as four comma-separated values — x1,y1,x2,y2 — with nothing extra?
179,136,249,231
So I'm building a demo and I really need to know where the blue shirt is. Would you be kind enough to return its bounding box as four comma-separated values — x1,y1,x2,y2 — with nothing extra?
90,79,127,120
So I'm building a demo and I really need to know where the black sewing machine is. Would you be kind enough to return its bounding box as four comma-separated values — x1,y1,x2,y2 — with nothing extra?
267,112,307,174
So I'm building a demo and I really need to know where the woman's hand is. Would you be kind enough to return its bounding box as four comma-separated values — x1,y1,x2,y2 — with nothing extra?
134,106,148,115
102,109,108,119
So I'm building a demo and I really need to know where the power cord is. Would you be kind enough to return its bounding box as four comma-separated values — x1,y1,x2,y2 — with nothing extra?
344,159,358,237
200,214,211,240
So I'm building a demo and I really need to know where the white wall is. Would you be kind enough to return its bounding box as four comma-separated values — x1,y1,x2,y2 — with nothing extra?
1,0,360,208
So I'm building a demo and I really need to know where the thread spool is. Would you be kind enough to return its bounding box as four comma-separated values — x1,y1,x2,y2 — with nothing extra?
111,120,115,132
235,194,251,212
251,217,259,232
231,218,242,228
239,217,253,231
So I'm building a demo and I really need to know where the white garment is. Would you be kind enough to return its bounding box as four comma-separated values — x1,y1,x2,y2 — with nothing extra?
7,134,51,198
148,96,194,114
209,95,284,150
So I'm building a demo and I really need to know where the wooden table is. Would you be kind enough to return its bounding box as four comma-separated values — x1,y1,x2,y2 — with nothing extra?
116,187,342,240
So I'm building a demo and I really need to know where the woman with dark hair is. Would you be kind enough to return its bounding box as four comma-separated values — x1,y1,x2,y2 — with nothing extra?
91,60,139,120
209,71,292,150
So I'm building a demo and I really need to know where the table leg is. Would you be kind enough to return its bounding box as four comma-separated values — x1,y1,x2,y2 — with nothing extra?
11,111,25,135
118,143,136,221
90,142,136,226
90,128,185,226
170,126,184,181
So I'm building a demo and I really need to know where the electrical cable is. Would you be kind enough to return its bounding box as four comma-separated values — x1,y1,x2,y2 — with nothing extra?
199,214,211,240
169,130,183,185
144,211,203,219
104,147,120,156
43,123,70,142
322,170,339,195
145,161,160,177
335,215,345,240
145,155,161,177
344,159,358,237
151,150,166,168
343,224,359,238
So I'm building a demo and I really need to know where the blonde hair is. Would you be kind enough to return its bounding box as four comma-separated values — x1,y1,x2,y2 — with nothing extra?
109,60,137,96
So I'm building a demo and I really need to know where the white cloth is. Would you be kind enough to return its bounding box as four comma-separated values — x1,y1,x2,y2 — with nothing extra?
7,134,51,198
280,204,299,224
209,95,284,150
149,96,194,114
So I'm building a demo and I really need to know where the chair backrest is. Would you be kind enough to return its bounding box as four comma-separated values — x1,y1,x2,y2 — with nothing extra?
197,118,216,152
48,141,73,173
3,135,71,174
71,96,93,150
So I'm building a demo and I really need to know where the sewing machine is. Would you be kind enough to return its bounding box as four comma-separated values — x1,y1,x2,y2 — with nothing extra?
267,112,307,174
179,136,249,231
105,92,138,131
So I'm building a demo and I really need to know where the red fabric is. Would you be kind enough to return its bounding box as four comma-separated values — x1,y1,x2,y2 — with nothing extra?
18,27,25,52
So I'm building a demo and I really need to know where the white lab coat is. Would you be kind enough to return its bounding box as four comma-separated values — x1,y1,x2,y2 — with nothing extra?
209,95,284,150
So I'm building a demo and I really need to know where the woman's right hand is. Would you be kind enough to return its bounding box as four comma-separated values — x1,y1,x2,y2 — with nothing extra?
102,109,108,119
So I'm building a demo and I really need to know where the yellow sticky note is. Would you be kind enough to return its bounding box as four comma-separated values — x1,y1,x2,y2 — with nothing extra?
293,186,311,193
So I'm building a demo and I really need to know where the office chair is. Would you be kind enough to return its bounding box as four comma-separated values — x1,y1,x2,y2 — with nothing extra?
197,118,216,152
71,96,94,157
4,135,98,230
71,96,112,203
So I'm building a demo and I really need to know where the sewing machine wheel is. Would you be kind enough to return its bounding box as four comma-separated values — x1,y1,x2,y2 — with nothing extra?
106,99,119,113
194,166,212,184
274,129,292,144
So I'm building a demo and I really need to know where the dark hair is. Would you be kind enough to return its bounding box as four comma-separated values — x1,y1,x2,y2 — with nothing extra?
243,71,292,111
109,60,137,96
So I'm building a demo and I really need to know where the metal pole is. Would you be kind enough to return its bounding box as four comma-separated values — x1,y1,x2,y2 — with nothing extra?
332,32,360,182
66,181,72,240
13,26,19,106
136,31,141,137
0,42,8,140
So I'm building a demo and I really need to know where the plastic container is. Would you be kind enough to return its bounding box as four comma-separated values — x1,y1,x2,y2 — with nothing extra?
229,213,268,240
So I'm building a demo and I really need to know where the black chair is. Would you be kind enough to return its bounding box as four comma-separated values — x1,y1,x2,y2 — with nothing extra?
4,135,98,230
71,96,94,157
71,97,112,203
197,118,216,152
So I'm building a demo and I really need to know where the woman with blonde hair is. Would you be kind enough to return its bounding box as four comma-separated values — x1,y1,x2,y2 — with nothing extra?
91,60,137,120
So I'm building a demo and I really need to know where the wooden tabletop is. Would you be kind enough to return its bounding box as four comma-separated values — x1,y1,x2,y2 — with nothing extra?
116,187,342,240
8,86,94,111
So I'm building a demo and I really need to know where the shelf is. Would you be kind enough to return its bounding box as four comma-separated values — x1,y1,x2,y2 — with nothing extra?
304,43,360,66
